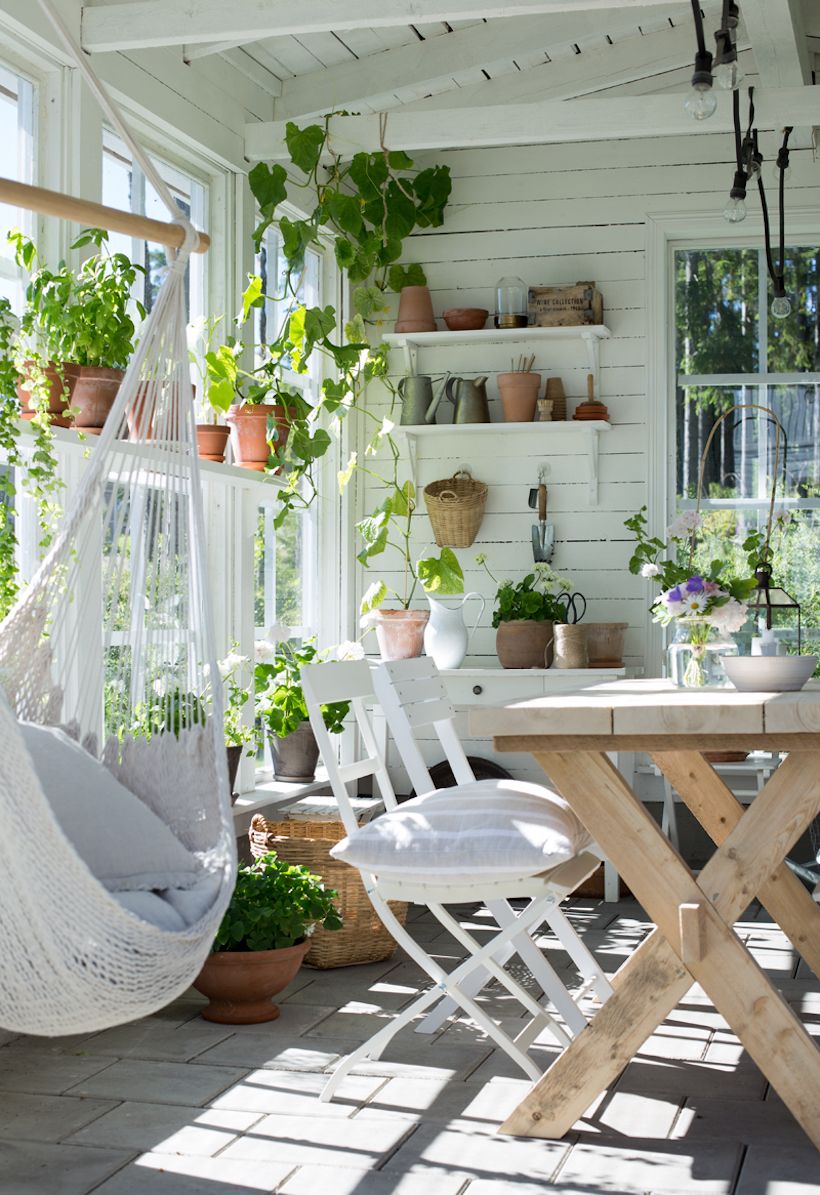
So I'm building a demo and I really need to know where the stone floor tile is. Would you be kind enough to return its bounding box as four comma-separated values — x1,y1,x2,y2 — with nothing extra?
192,1034,342,1071
0,1139,133,1195
576,1089,683,1140
361,1075,517,1123
0,1046,115,1094
553,1139,743,1194
81,1018,235,1062
219,1111,415,1168
66,1058,245,1106
467,1041,560,1083
615,1057,767,1102
93,1152,293,1193
66,1102,261,1156
381,1119,571,1183
304,1005,410,1043
734,1141,820,1194
673,1096,807,1146
637,1024,711,1062
344,1035,493,1082
277,1166,465,1194
0,1030,20,1047
209,1068,383,1116
0,1091,117,1142
466,1184,600,1195
282,977,418,1011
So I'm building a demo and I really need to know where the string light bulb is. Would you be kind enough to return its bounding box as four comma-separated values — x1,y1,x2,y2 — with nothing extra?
713,28,743,90
771,292,792,320
685,2,715,122
723,170,748,223
685,86,718,120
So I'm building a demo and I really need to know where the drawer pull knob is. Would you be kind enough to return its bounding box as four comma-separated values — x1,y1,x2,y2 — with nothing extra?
472,684,483,695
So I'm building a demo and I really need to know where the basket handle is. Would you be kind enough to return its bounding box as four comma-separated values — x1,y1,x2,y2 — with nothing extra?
436,489,458,502
452,468,472,481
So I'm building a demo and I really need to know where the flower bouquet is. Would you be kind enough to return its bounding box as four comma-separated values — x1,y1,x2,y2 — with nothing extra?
626,507,760,687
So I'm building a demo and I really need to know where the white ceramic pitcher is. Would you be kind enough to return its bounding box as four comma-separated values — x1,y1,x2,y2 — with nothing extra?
424,592,486,670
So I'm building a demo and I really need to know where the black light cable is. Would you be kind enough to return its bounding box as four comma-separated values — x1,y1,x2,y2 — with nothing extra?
684,0,717,120
724,88,748,222
714,0,742,90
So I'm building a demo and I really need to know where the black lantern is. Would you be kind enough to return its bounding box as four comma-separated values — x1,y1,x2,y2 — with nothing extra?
747,561,802,652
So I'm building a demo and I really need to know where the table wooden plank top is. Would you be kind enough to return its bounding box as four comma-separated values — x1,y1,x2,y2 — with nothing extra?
468,677,820,740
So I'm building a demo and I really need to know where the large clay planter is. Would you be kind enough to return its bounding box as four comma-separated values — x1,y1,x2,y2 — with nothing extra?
584,622,628,668
193,940,310,1024
71,365,123,434
368,609,429,661
226,403,290,471
496,619,554,668
16,360,73,427
270,721,320,782
394,285,436,333
196,424,230,463
497,372,541,422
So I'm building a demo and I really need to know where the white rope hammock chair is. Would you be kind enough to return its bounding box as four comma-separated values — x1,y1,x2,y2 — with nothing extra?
0,1,236,1036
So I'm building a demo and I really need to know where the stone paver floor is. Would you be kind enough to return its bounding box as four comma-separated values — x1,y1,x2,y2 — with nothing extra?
1,898,817,1194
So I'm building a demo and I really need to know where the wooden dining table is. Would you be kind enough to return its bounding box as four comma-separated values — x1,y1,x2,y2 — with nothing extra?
469,677,820,1147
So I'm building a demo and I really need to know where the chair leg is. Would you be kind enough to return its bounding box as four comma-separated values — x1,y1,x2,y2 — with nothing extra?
544,905,613,1004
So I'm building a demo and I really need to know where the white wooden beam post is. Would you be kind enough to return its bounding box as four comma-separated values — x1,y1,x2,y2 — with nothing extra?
81,0,697,54
245,86,820,160
741,0,812,87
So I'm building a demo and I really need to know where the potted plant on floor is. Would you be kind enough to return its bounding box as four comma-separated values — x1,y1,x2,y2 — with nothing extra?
255,638,352,781
193,850,342,1023
477,556,573,669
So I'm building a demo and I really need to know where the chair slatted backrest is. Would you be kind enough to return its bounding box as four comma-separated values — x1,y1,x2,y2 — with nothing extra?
373,657,477,797
301,660,398,836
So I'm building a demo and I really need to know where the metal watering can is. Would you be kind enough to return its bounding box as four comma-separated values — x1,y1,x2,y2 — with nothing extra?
444,376,491,423
398,373,449,426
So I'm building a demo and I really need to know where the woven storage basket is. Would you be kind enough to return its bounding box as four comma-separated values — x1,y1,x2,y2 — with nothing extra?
249,812,409,969
423,469,488,548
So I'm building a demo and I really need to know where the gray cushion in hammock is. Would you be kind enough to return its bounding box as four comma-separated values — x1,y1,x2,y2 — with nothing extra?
115,872,224,932
20,721,201,893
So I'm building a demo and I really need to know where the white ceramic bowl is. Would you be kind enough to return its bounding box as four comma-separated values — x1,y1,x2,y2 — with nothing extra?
720,654,818,692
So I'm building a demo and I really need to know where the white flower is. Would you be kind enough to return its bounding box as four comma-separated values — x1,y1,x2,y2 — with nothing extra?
708,599,748,634
330,640,365,661
640,562,662,579
662,601,686,620
682,594,707,614
266,623,292,643
255,639,276,663
217,651,248,679
667,511,702,540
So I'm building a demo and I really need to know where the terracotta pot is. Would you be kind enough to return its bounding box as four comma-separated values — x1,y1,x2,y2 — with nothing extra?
497,372,541,422
442,307,488,331
16,360,73,427
71,365,123,433
196,424,230,463
368,609,429,661
585,622,628,668
496,619,553,669
226,744,243,803
394,285,436,334
226,403,290,471
193,939,310,1024
270,721,320,782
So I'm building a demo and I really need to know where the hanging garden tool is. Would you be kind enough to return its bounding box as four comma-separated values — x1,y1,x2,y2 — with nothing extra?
528,467,554,562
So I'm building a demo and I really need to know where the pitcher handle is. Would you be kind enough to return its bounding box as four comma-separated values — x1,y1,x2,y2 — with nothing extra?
462,591,486,647
397,376,407,397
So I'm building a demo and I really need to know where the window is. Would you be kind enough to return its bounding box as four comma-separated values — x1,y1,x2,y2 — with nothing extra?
101,128,207,323
0,60,34,310
674,245,820,654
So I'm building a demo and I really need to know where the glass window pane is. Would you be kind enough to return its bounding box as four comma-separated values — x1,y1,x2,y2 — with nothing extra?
675,248,759,375
0,62,35,311
254,503,317,638
768,247,820,372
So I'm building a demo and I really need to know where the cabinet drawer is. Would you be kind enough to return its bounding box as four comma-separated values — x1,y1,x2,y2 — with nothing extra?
444,674,544,706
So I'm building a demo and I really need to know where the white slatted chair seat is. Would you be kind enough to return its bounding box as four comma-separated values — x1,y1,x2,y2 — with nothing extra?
301,657,612,1101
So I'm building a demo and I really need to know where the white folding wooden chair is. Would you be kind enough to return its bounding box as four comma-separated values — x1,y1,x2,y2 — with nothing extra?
301,658,610,1100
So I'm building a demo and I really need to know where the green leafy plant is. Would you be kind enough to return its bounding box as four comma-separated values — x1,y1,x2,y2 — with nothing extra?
130,686,205,740
477,555,572,626
0,298,22,618
213,851,342,952
217,648,256,749
255,638,350,740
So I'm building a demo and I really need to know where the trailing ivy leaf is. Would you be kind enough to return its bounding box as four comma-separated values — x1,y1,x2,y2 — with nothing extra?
360,580,389,617
384,180,416,243
285,121,326,175
356,497,393,564
334,237,356,270
413,165,452,227
325,190,363,238
388,150,414,170
391,480,415,518
320,377,352,415
352,284,386,319
387,263,426,292
417,547,464,595
242,274,264,322
248,161,288,210
348,152,388,202
279,215,315,274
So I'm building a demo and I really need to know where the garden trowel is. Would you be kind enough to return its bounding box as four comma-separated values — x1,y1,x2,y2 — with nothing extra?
528,468,555,563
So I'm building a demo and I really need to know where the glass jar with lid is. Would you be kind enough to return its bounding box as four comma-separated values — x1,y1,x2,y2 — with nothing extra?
494,276,528,329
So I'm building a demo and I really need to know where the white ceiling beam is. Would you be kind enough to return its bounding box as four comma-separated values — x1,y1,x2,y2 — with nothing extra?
81,0,693,54
244,86,820,159
183,40,248,62
271,8,677,119
741,0,812,87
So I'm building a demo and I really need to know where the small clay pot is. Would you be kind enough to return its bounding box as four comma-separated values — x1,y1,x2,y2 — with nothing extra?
367,609,430,661
226,403,290,471
196,424,230,463
442,307,489,331
394,286,436,333
16,360,73,427
585,622,628,668
496,619,553,669
193,940,310,1024
71,365,123,433
497,372,541,422
270,721,320,782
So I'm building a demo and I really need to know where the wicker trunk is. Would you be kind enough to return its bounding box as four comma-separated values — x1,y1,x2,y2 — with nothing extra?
249,812,409,969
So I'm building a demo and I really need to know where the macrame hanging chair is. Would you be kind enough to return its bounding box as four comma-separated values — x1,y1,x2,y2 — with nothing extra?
0,0,236,1036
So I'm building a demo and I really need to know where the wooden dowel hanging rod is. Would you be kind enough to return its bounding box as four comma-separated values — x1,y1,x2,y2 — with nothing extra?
0,177,211,254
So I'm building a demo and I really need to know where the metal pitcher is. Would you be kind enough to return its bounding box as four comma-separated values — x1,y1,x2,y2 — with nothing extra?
398,373,448,426
444,375,491,423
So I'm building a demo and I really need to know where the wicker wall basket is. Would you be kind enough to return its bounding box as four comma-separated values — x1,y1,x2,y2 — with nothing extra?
423,469,488,548
248,812,409,969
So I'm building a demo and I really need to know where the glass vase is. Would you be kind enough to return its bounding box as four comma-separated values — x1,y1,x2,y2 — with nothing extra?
667,619,739,688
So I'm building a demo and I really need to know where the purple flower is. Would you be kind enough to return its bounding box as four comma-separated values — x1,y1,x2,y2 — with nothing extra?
665,586,683,604
685,576,704,594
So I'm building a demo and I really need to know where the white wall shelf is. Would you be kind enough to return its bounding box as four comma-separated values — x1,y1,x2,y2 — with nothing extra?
383,324,611,380
397,419,610,504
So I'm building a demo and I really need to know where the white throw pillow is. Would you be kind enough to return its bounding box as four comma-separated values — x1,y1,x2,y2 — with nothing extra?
330,778,591,884
20,721,201,893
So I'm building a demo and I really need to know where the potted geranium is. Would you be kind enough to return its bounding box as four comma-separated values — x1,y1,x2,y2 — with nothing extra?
217,648,256,797
255,638,353,781
477,555,573,668
193,851,341,1023
626,505,759,688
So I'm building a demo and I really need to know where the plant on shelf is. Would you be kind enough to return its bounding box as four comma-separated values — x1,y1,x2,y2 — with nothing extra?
217,647,256,796
625,505,761,687
0,298,22,619
477,555,573,669
193,850,342,1023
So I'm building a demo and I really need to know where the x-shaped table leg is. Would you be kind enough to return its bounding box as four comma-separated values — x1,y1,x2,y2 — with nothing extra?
501,750,820,1146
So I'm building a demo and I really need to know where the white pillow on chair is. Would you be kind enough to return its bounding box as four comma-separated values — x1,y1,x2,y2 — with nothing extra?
330,779,591,884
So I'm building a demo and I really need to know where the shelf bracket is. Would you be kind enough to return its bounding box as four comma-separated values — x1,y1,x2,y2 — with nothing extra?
584,427,600,505
581,330,601,395
403,430,418,490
